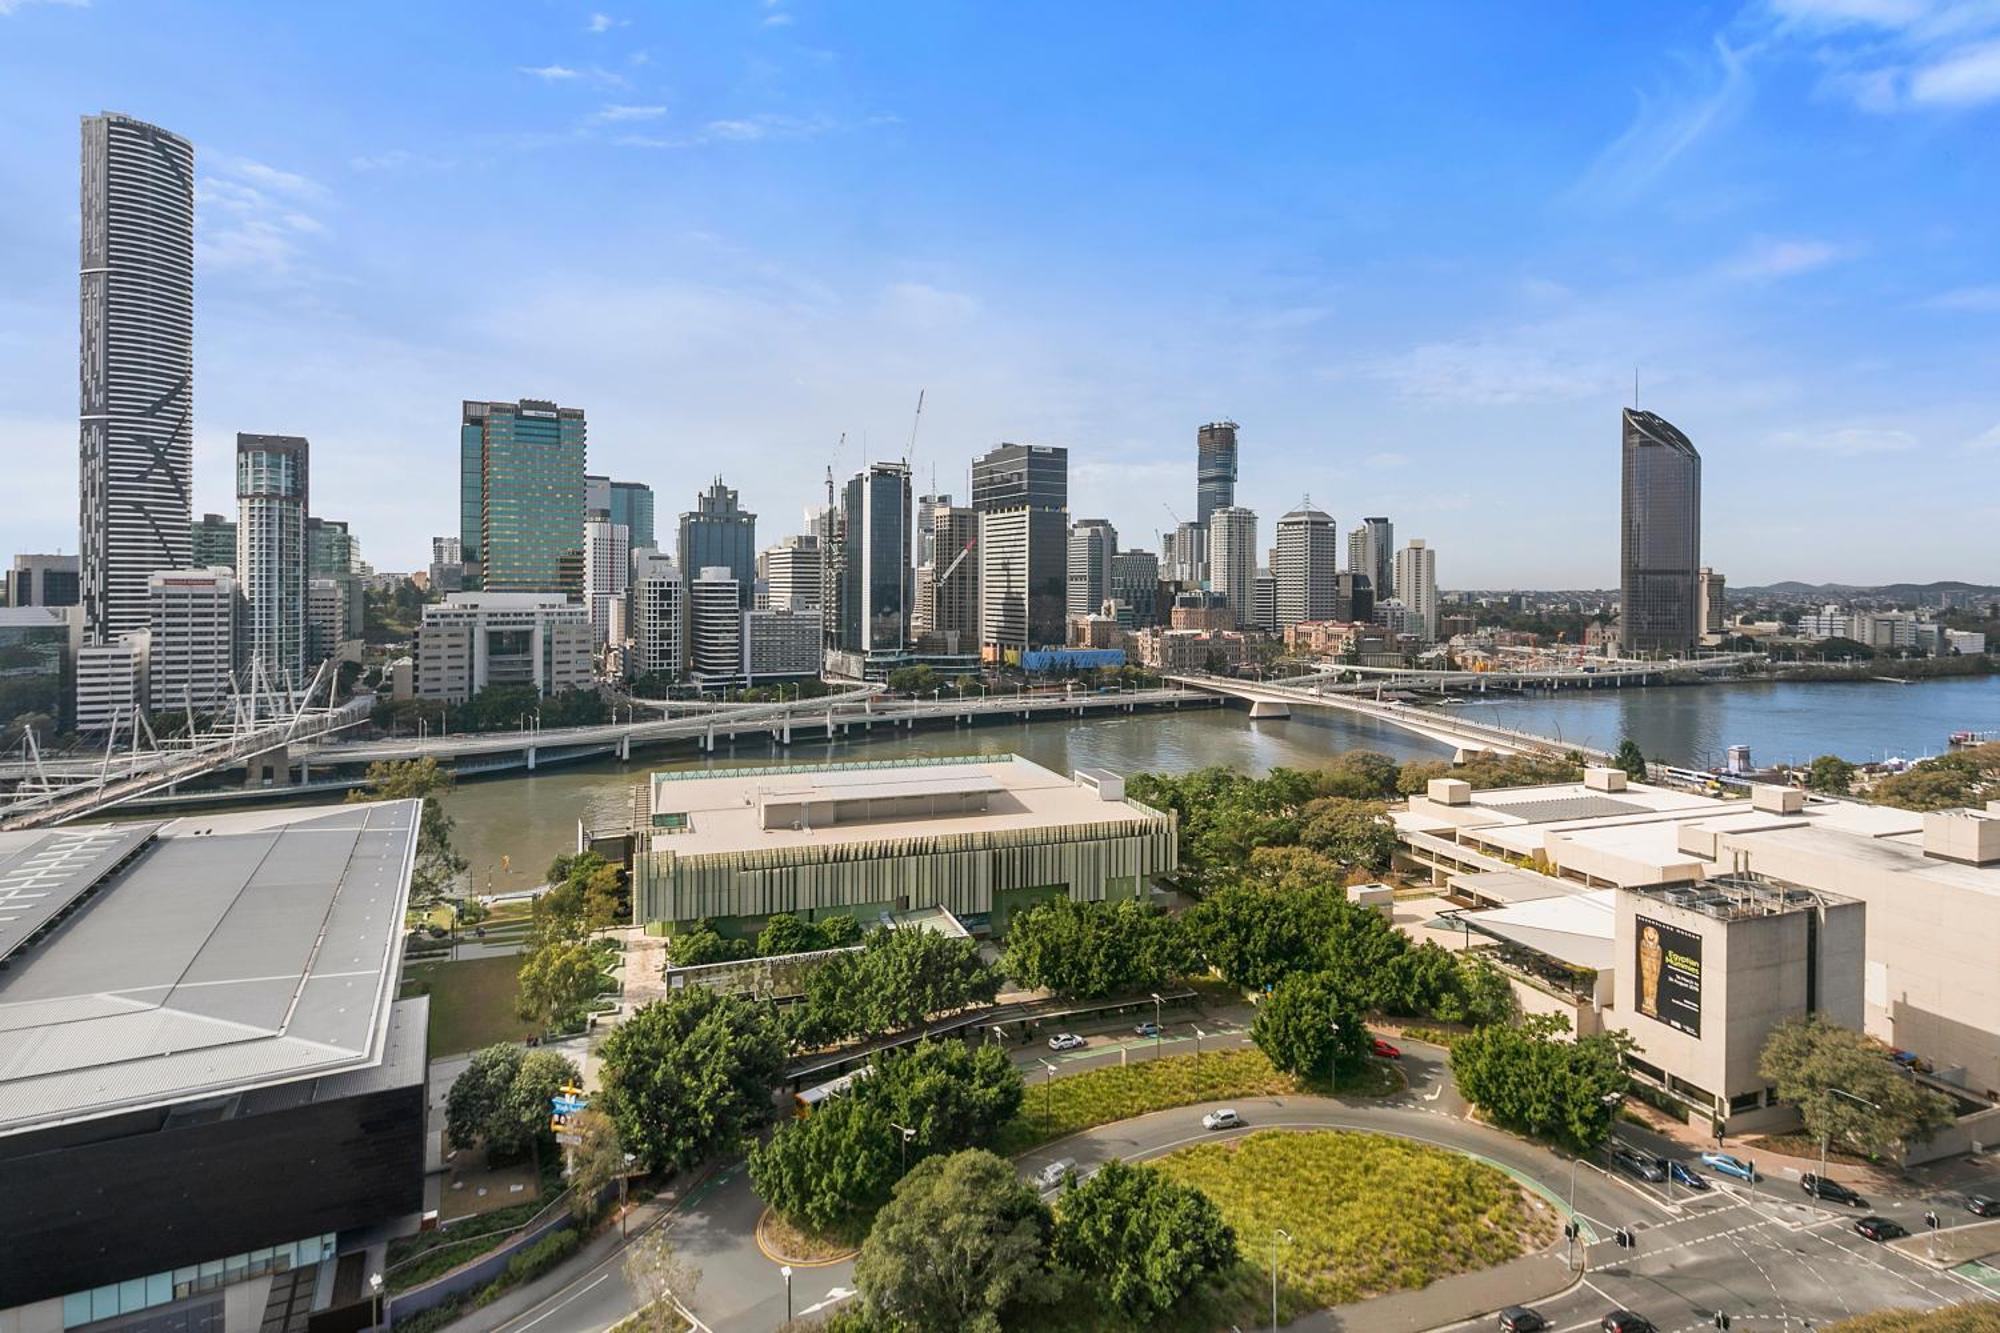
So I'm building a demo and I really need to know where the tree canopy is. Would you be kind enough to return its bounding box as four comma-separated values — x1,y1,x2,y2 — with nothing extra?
597,989,788,1171
1001,897,1195,999
444,1044,581,1161
1250,970,1370,1085
349,757,465,907
1760,1015,1954,1156
1805,755,1857,795
1612,738,1649,783
1450,1015,1632,1152
787,926,1001,1049
1049,1159,1235,1320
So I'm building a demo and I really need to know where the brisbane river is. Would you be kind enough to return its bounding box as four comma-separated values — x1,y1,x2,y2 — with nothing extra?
438,675,1998,891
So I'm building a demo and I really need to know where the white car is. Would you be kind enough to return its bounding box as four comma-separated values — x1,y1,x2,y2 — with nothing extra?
1201,1108,1242,1131
1033,1158,1077,1191
1047,1032,1086,1052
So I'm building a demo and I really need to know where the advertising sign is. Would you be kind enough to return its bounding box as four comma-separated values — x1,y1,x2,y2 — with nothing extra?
1635,915,1702,1038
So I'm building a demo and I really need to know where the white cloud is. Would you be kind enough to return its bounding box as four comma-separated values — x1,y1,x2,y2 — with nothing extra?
1370,341,1614,406
519,64,580,80
1910,38,2000,102
0,0,87,14
350,149,453,173
1722,236,1850,279
762,12,794,26
1569,37,1751,205
620,113,835,148
1927,284,2000,310
585,12,623,33
1967,424,2000,450
1769,0,1927,28
593,104,668,122
210,154,327,200
1770,425,1918,454
197,157,332,280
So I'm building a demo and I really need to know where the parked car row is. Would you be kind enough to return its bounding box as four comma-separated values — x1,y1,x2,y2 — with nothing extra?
1497,1307,1656,1332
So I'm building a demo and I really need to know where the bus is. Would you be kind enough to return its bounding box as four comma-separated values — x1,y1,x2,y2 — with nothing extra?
794,1067,870,1116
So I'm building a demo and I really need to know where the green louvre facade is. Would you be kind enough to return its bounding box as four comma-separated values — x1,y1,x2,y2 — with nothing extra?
461,399,587,592
629,756,1177,933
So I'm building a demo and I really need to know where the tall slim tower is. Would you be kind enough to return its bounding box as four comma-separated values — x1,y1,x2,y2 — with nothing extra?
839,461,913,658
1619,409,1701,656
973,443,1068,653
1274,502,1339,629
460,399,587,593
1347,517,1393,605
1066,519,1118,619
676,477,757,608
79,113,195,644
1196,421,1239,525
1207,505,1259,629
236,434,309,684
1393,538,1438,642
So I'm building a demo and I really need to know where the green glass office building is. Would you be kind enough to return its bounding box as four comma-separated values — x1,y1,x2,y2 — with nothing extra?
461,399,587,592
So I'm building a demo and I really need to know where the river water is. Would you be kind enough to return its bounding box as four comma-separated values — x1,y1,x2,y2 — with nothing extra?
437,676,2000,890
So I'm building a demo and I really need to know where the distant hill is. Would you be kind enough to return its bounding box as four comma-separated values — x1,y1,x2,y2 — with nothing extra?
1732,580,2000,601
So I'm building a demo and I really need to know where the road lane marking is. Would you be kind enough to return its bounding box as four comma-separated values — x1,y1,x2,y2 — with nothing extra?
514,1274,609,1333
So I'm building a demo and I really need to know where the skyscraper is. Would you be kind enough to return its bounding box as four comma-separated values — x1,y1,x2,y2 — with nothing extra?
689,567,744,683
1620,409,1702,656
306,516,362,639
1109,549,1161,627
146,568,237,715
587,474,656,550
190,514,237,570
764,534,823,612
1196,421,1239,525
236,434,309,684
79,113,195,644
1066,519,1118,619
914,491,952,570
838,461,913,658
972,444,1068,653
1393,538,1438,641
584,518,631,648
1274,502,1339,629
1347,517,1394,607
1207,505,1259,629
676,477,757,610
926,505,980,648
629,552,683,683
461,399,587,592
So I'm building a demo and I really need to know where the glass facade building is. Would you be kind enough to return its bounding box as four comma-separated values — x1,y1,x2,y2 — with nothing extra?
1619,408,1702,656
971,444,1068,652
676,478,757,610
839,462,913,655
236,434,309,683
461,399,587,593
1195,421,1239,525
970,443,1068,513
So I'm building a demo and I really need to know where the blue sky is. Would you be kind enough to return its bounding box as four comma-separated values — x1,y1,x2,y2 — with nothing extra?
1,0,1996,586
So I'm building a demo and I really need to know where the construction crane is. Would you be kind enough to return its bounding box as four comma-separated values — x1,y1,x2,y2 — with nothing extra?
904,388,926,467
938,536,976,585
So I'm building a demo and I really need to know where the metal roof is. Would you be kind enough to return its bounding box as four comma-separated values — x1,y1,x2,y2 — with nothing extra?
0,800,419,1137
0,822,162,965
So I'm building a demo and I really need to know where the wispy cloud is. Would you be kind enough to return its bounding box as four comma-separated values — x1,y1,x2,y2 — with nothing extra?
585,12,624,34
1369,340,1614,406
1722,236,1851,279
1766,0,2000,110
519,64,580,81
593,104,668,123
1910,38,2000,102
1967,424,2000,451
211,154,328,200
1569,37,1751,205
1770,425,1918,454
350,149,453,173
1926,284,2000,311
616,112,836,149
762,12,794,27
198,157,332,281
0,0,87,15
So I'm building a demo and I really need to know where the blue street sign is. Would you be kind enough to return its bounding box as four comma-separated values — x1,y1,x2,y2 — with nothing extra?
552,1094,589,1115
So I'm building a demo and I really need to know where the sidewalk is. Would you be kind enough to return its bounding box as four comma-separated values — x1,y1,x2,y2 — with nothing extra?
1297,1250,1576,1332
1618,1100,1906,1191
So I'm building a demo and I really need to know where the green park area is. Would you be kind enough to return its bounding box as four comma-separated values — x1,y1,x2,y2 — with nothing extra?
1149,1129,1556,1324
404,954,538,1055
1827,1308,2000,1332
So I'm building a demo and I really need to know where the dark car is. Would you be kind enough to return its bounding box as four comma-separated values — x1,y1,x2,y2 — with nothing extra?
1602,1312,1655,1333
1855,1216,1909,1242
1666,1160,1711,1191
1969,1194,2000,1217
1801,1174,1867,1208
1498,1307,1548,1333
1612,1145,1666,1183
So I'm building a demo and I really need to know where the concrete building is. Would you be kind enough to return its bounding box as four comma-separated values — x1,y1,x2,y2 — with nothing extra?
9,555,79,609
1800,607,1854,641
676,477,757,612
1347,517,1393,605
1274,503,1339,629
414,593,590,702
190,515,237,572
73,635,146,733
584,518,631,650
914,492,952,570
1195,421,1239,524
1169,519,1208,585
460,399,587,593
0,801,427,1333
689,567,744,684
236,434,309,685
1067,519,1118,620
1619,408,1702,656
1207,505,1258,629
629,553,683,682
428,535,464,594
837,462,914,665
1170,590,1234,632
146,568,238,715
1697,567,1727,641
305,517,364,642
79,113,195,645
619,755,1176,934
1393,538,1438,641
764,534,823,612
973,444,1067,656
306,576,352,667
743,608,821,683
1109,549,1161,628
1252,570,1278,633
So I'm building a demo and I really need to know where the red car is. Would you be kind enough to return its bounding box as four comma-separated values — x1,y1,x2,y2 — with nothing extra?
1370,1038,1402,1059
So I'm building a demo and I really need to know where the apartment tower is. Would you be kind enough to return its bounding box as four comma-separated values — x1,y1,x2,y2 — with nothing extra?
1619,409,1702,656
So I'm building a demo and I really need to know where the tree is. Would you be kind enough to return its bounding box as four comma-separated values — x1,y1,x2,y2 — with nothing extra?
1297,797,1398,873
598,989,788,1171
516,937,604,1030
668,921,753,967
1188,881,1348,993
566,1109,626,1220
1612,738,1649,783
1442,953,1518,1027
1805,754,1857,795
348,757,466,907
622,1229,701,1333
1317,750,1401,800
758,913,827,957
445,1045,522,1156
750,1094,902,1235
1001,898,1194,999
1760,1015,1953,1157
1450,1015,1632,1152
444,1044,582,1161
853,1150,1055,1333
1050,1159,1235,1319
869,1039,1025,1155
791,926,1001,1047
1251,970,1369,1085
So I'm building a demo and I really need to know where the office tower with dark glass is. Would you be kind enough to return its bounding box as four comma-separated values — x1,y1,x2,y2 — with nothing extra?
587,474,656,550
1066,519,1117,619
236,434,309,684
79,113,195,644
838,462,914,660
1195,421,1239,524
1619,408,1701,656
972,444,1068,653
1347,516,1393,606
676,478,757,609
1109,549,1160,627
190,513,236,570
460,400,587,592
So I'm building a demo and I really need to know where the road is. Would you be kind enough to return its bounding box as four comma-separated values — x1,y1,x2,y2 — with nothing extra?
470,1030,1998,1333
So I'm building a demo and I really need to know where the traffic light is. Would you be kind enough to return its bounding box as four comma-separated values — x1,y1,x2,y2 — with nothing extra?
1615,1227,1635,1249
1713,1313,1731,1330
1564,1221,1579,1240
1926,1211,1940,1230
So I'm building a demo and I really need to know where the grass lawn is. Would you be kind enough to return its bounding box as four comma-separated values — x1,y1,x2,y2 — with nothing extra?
404,954,538,1055
1152,1129,1556,1323
1826,1306,2000,1332
992,1048,1399,1157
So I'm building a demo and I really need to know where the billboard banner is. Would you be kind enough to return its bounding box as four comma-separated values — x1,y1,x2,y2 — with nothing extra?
1635,915,1702,1038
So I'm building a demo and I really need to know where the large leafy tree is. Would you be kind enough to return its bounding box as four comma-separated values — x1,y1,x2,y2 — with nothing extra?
349,757,466,907
792,926,1001,1047
853,1150,1055,1333
667,921,753,967
1804,754,1857,796
1296,797,1398,873
1612,738,1649,782
1315,750,1402,800
1760,1015,1954,1156
1187,882,1348,992
1050,1159,1235,1319
869,1039,1025,1155
1451,1015,1632,1152
598,989,788,1171
516,937,604,1030
1001,897,1194,999
749,1094,900,1235
1250,970,1369,1085
444,1044,582,1161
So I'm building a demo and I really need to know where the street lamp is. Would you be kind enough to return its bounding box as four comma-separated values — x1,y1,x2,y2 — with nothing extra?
780,1265,794,1323
619,1152,637,1238
368,1273,384,1331
1270,1228,1292,1333
890,1121,916,1174
1328,1018,1343,1092
1039,1058,1058,1125
1193,1024,1207,1058
1817,1086,1880,1185
1150,991,1164,1055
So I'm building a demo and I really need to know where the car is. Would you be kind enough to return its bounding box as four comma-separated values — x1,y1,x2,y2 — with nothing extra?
1611,1145,1666,1183
1370,1037,1402,1059
1968,1194,2000,1217
1134,1021,1163,1037
1600,1311,1654,1333
1497,1306,1548,1332
1201,1108,1242,1131
1047,1032,1086,1052
1700,1151,1759,1182
1801,1174,1868,1208
1665,1160,1711,1191
1855,1215,1908,1242
1032,1158,1077,1191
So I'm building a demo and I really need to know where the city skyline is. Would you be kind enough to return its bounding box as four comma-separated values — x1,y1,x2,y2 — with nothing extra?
2,4,1998,585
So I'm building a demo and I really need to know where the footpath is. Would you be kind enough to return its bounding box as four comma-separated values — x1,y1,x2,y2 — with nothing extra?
1301,1251,1576,1332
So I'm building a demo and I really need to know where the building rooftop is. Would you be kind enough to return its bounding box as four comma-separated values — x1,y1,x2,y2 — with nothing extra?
1460,888,1618,971
647,755,1166,858
0,800,420,1137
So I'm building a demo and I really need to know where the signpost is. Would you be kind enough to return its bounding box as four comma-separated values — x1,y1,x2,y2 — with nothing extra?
550,1085,590,1177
